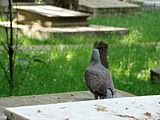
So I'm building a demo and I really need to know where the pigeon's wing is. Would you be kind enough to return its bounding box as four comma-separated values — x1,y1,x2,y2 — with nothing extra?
84,68,108,96
99,66,116,95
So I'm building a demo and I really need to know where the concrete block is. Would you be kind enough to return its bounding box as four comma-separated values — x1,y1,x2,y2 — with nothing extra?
143,1,160,8
13,5,90,27
79,0,140,17
0,21,129,39
4,95,160,120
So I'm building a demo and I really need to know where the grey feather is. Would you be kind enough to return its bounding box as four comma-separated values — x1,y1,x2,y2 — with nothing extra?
84,49,116,99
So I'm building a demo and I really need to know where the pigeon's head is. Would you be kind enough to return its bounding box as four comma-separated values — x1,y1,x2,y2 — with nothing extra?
91,49,101,63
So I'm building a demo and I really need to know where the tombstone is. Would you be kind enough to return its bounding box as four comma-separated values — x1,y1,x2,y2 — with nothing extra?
0,0,9,13
150,68,160,83
79,0,140,18
0,0,9,7
14,5,89,27
4,95,160,120
13,0,35,2
94,41,109,69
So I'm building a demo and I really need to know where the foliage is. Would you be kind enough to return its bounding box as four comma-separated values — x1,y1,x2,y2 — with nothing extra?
89,11,160,95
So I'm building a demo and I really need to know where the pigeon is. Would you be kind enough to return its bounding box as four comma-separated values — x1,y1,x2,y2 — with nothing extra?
84,49,116,99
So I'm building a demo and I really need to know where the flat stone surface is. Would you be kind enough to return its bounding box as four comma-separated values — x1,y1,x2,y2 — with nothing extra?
130,0,160,6
132,0,160,2
143,1,160,7
4,95,160,120
79,0,140,17
0,90,134,120
13,0,35,2
0,21,128,39
79,0,139,8
13,5,90,27
12,2,45,6
14,5,89,17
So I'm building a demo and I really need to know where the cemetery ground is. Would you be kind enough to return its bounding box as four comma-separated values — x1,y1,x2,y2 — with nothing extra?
0,10,160,98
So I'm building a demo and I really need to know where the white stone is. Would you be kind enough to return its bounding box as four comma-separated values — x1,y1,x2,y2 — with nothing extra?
0,0,9,7
143,1,160,8
0,21,128,39
13,5,90,17
4,95,160,120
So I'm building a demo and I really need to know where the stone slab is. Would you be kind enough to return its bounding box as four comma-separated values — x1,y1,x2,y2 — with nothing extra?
80,0,139,8
143,1,160,8
12,2,44,6
14,5,89,17
13,0,35,2
79,0,140,17
13,5,90,27
128,0,160,7
0,21,128,39
4,95,160,120
0,90,134,120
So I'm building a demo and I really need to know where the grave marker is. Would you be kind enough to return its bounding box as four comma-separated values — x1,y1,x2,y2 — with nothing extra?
13,0,35,2
150,68,160,83
79,0,140,17
14,5,89,27
4,95,160,120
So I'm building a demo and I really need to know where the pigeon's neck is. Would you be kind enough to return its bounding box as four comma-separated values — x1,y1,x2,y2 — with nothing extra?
91,49,101,64
91,58,101,64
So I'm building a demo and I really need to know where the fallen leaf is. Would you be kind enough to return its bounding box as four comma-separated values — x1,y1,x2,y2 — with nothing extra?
95,105,107,112
144,112,151,117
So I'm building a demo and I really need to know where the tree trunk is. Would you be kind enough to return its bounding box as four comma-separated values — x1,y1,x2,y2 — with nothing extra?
94,41,109,69
46,0,79,11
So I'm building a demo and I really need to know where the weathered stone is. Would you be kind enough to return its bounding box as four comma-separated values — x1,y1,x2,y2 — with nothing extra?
13,0,35,2
46,0,79,11
4,95,160,120
150,68,160,83
79,0,140,18
13,5,89,27
0,22,129,39
0,90,134,120
143,1,160,11
0,0,9,7
94,41,109,69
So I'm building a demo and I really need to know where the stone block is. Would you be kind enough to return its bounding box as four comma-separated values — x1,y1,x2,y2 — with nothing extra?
4,95,160,120
79,0,140,18
150,68,160,83
13,0,35,2
13,5,89,27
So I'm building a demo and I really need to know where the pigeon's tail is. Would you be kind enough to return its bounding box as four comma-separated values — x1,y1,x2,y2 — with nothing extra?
100,88,115,99
107,88,113,98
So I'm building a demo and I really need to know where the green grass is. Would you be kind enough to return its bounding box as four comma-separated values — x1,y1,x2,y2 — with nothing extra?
14,47,91,95
0,11,160,97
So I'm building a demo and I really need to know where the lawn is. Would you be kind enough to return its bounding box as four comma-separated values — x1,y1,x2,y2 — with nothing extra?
0,11,160,97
